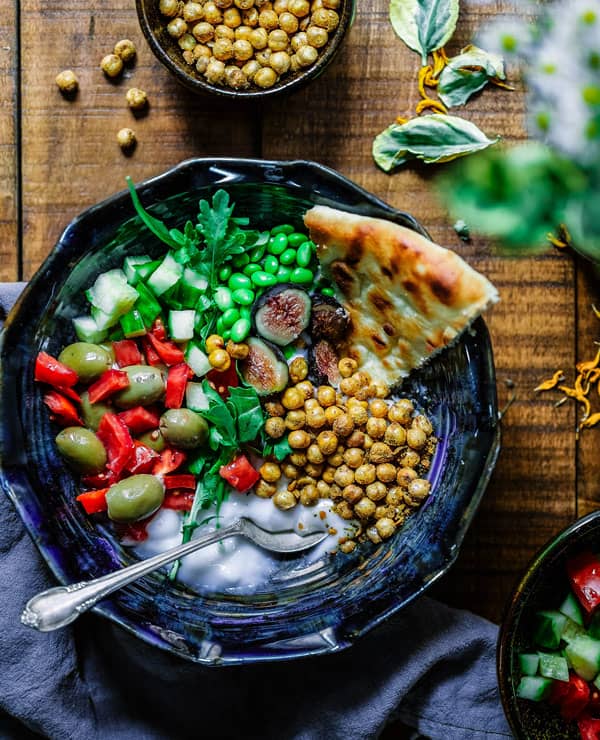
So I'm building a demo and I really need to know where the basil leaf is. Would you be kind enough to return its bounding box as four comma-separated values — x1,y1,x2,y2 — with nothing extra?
373,114,498,172
390,0,459,64
226,386,265,444
272,437,293,461
438,45,506,108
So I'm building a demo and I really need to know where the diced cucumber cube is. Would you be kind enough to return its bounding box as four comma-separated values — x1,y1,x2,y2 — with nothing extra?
538,652,570,682
183,268,208,292
560,592,584,626
565,635,600,681
186,382,210,412
588,611,600,640
91,305,119,331
123,255,152,285
185,343,211,378
516,675,554,702
73,315,107,344
561,615,586,644
86,269,139,317
168,310,195,342
518,653,540,677
147,252,183,296
135,259,161,282
534,610,567,649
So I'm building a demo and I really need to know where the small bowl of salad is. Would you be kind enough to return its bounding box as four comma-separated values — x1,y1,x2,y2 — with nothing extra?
498,511,600,739
1,158,500,665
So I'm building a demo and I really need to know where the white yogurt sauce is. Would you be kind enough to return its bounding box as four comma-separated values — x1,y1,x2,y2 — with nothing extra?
133,492,355,594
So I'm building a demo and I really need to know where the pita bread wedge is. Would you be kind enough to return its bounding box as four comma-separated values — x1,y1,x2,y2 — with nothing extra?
304,205,498,384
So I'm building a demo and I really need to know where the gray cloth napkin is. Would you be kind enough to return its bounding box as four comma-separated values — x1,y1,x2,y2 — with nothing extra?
0,283,512,740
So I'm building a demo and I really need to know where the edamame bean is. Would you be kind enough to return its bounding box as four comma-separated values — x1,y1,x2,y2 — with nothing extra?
222,307,240,328
264,255,279,274
228,273,252,291
249,245,266,262
279,248,297,265
218,265,232,282
275,266,291,282
232,253,250,268
222,329,231,342
243,263,261,277
216,315,227,336
270,224,294,236
290,267,314,284
287,232,307,247
239,306,252,320
230,317,251,342
268,234,288,255
321,287,335,297
232,288,255,305
296,241,314,268
251,271,277,288
214,286,234,312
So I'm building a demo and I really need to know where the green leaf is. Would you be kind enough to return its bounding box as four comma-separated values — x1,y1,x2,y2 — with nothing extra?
390,0,459,64
200,380,237,447
226,386,265,444
272,436,293,461
126,176,180,250
373,114,498,172
438,45,507,108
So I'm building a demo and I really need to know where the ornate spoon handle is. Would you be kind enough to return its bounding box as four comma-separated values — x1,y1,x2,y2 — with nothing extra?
21,520,243,631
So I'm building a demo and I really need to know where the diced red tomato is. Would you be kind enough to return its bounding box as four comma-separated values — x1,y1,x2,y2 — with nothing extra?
207,361,238,399
43,391,82,426
76,488,109,515
219,454,260,493
153,448,186,476
113,339,143,367
550,672,590,721
118,406,161,435
163,491,195,511
151,317,167,341
578,713,600,740
88,369,130,404
165,363,193,409
145,332,185,366
96,413,134,478
140,336,162,366
125,442,160,475
568,552,600,616
35,351,78,387
163,474,196,491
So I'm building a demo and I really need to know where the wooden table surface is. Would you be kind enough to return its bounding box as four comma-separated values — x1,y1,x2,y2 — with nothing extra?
1,0,598,624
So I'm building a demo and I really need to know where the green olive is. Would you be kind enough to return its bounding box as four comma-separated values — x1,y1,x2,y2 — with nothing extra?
80,391,112,431
55,427,107,474
114,365,165,409
58,342,112,383
105,474,165,522
159,409,209,449
137,428,166,452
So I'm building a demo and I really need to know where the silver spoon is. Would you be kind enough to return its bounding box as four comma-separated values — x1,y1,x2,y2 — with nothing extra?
20,517,328,632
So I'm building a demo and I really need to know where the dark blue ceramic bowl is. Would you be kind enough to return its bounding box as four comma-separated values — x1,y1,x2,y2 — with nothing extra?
0,158,500,665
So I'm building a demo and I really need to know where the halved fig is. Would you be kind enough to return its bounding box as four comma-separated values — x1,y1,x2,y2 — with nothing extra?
239,337,289,396
310,339,341,386
253,284,311,346
310,294,350,342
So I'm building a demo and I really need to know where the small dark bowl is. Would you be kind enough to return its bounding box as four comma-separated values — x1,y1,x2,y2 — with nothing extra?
0,158,500,665
135,0,356,99
498,511,600,739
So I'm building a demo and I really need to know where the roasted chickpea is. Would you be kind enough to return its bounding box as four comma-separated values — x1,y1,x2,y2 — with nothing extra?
322,465,336,484
226,340,249,359
407,478,431,501
376,463,396,483
339,376,360,396
296,43,318,66
333,465,354,488
363,434,374,450
288,480,298,492
306,406,327,429
300,484,319,505
306,24,328,47
231,38,254,60
316,479,331,497
289,451,307,466
273,490,297,510
348,404,368,427
291,31,308,50
326,450,344,467
159,0,180,16
386,487,404,506
126,87,148,110
268,28,289,50
265,401,285,417
413,414,433,436
407,428,427,450
398,449,420,468
339,539,356,554
376,517,396,539
285,409,306,430
369,442,394,464
369,399,389,418
249,26,269,47
317,430,338,456
213,37,234,60
273,0,288,11
295,380,314,399
366,481,387,501
346,430,366,449
322,0,340,7
373,381,389,399
325,406,344,425
335,500,355,520
289,357,308,383
260,462,281,483
204,2,224,23
235,0,255,6
184,2,204,19
342,484,363,504
255,479,276,498
279,10,299,33
113,39,136,60
265,416,286,439
192,22,214,42
224,6,242,26
390,399,414,423
270,50,291,76
311,7,338,30
297,475,316,488
288,0,310,15
366,525,382,544
343,447,364,469
55,70,79,94
259,8,279,28
366,417,387,440
384,422,406,447
216,0,234,7
242,6,259,24
116,128,136,150
306,443,325,464
205,57,226,83
329,483,343,499
179,33,197,51
396,467,418,487
299,14,310,30
288,429,311,449
242,59,261,80
375,505,393,520
354,463,376,486
354,497,376,520
332,413,354,438
315,385,335,407
101,53,124,77
282,387,304,410
216,23,236,38
208,348,231,370
282,463,299,479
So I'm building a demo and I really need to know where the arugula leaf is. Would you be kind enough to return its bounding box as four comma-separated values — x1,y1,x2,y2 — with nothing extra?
126,176,180,250
438,45,507,108
373,114,498,172
390,0,459,64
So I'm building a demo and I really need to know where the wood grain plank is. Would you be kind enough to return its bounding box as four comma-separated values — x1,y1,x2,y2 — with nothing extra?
20,1,260,278
263,0,578,620
0,0,18,280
